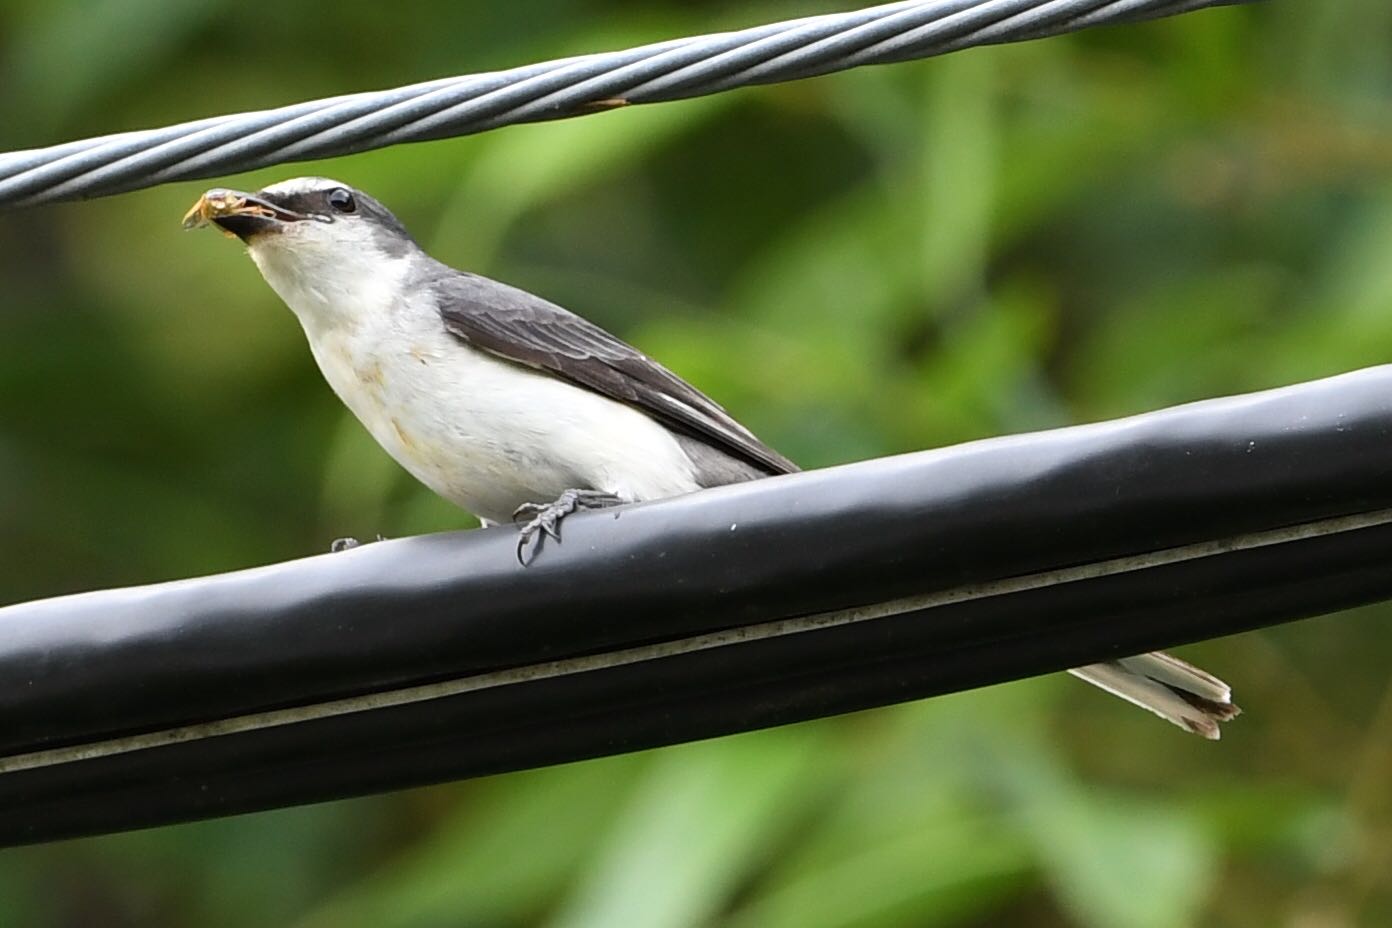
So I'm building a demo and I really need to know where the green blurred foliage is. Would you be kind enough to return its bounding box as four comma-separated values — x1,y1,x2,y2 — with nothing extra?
2,1,1391,925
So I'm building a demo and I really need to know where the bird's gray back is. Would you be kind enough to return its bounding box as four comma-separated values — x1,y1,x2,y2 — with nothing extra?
674,433,780,487
420,264,799,480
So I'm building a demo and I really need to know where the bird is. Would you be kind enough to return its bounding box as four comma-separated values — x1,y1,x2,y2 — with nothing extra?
183,176,1240,738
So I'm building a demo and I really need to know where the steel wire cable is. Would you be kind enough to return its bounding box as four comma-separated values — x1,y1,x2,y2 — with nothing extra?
0,0,1251,209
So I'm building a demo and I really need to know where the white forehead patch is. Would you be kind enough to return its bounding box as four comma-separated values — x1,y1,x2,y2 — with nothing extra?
260,176,349,197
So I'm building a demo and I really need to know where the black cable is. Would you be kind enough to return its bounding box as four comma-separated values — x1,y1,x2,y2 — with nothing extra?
0,365,1388,846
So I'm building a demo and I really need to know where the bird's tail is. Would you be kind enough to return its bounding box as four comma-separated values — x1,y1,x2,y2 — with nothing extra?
1069,651,1240,740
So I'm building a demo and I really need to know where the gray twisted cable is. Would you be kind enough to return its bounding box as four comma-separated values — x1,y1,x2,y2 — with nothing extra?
0,0,1251,210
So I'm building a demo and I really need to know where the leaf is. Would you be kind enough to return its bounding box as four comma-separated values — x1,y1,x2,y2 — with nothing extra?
298,757,646,928
547,728,833,928
992,738,1219,928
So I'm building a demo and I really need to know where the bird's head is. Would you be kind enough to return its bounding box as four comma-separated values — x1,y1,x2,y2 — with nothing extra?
184,177,422,326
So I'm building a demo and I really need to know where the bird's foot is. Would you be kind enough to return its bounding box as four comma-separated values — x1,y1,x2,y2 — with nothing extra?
330,534,388,553
513,489,623,564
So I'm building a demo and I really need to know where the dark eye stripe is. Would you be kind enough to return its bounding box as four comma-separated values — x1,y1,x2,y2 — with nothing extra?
265,191,321,215
258,186,417,255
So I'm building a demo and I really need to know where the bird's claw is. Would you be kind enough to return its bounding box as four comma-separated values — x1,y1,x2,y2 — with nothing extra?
514,514,559,564
511,501,550,522
330,534,387,553
513,489,623,565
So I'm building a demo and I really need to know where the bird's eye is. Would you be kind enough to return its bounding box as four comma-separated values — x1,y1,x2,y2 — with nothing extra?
327,188,356,214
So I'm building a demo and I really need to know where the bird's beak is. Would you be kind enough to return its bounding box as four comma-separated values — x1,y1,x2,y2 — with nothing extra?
181,188,312,241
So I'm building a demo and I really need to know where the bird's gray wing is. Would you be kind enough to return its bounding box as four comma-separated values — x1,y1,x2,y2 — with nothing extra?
431,271,798,477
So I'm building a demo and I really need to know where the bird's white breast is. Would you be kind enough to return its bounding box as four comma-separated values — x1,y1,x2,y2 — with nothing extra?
249,242,702,523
